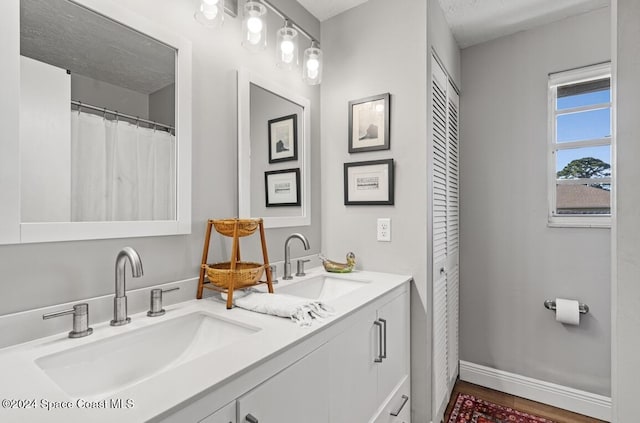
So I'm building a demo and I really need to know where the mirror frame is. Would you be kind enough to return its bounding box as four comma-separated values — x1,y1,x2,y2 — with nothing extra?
237,68,311,228
0,0,192,244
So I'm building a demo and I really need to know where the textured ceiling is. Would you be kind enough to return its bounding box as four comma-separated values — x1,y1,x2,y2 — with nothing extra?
296,0,609,49
295,0,370,21
20,0,175,95
437,0,610,48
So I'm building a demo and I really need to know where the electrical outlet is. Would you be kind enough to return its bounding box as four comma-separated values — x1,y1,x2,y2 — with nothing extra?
377,218,391,242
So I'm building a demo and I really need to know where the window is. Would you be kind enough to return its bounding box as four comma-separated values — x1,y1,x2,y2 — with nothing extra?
548,63,612,227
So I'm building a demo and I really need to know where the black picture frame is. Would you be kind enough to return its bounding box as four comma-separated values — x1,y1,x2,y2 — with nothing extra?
265,168,301,207
348,93,390,153
344,159,394,205
268,114,298,163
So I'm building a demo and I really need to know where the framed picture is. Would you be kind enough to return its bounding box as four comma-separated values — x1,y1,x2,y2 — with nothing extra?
265,168,301,207
348,93,390,153
268,114,298,163
344,159,394,205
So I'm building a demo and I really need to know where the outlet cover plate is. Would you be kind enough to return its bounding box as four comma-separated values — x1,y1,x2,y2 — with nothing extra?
377,218,391,242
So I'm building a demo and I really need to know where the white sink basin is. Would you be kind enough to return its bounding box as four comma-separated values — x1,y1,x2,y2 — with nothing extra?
35,312,260,398
277,275,370,301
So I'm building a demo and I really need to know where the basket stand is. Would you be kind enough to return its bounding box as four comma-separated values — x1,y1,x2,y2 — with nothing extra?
197,218,274,309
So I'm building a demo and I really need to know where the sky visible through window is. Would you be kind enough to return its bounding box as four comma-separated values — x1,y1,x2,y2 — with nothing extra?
556,88,611,172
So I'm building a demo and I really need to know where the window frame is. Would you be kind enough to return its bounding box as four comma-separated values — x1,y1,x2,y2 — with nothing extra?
548,62,612,228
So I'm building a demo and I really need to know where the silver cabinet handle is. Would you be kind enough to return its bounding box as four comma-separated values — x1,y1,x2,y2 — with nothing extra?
379,318,387,359
245,414,259,423
373,320,383,363
390,395,409,417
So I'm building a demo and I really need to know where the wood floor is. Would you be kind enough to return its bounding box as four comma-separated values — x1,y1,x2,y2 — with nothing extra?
443,380,608,423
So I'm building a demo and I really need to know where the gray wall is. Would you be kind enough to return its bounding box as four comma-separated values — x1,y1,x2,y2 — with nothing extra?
149,83,176,127
0,0,321,315
613,0,640,420
320,0,431,420
460,8,611,396
71,73,149,119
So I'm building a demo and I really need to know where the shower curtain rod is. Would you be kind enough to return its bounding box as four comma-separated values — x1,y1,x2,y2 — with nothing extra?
71,100,175,131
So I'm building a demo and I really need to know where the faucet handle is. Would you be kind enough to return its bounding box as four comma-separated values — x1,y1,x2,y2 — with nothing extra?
43,303,93,338
296,259,311,277
147,287,180,317
268,265,279,284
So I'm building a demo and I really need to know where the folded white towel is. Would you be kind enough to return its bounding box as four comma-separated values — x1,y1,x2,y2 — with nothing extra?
224,289,334,326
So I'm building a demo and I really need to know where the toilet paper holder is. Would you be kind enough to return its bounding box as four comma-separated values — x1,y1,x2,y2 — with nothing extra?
544,299,589,314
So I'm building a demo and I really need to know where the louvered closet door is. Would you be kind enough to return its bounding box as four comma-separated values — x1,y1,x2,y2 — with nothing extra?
431,56,460,422
432,57,449,419
446,84,460,387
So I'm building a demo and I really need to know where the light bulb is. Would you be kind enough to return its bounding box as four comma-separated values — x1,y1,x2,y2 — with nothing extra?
280,39,295,63
302,42,322,85
276,21,298,69
246,17,263,45
247,16,263,34
306,55,319,79
201,3,219,20
242,2,267,51
195,0,224,27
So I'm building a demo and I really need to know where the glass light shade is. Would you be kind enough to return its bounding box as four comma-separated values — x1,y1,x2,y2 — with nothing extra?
302,42,322,85
242,1,267,51
276,21,299,70
194,0,224,28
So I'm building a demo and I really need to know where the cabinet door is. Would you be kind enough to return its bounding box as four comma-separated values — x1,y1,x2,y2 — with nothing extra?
237,346,330,423
199,401,236,423
377,292,410,404
328,308,379,422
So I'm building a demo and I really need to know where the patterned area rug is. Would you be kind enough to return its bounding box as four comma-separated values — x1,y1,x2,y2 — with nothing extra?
447,393,557,423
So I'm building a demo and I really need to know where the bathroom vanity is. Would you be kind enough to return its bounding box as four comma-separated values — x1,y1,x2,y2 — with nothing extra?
0,269,411,423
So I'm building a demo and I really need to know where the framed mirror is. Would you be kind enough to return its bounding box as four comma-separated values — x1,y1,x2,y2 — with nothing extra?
0,0,192,244
238,68,311,228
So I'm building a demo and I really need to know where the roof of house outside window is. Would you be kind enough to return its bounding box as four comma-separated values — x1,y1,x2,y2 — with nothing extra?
556,184,610,212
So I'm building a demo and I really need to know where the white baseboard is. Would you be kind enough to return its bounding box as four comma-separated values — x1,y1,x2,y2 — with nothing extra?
459,361,611,421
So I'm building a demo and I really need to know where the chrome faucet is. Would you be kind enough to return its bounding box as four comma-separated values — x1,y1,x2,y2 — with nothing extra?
283,233,310,280
111,247,143,326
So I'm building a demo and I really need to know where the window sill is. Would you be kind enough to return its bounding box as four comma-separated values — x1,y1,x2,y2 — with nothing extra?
548,217,611,228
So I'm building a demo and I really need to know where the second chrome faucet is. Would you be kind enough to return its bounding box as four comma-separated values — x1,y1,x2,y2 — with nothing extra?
111,247,144,326
283,233,310,280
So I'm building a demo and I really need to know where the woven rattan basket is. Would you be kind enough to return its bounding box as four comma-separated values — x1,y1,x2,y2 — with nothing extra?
212,219,260,237
203,261,265,289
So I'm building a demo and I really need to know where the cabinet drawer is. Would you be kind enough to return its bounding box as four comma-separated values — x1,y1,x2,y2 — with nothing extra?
199,400,235,423
371,375,410,423
237,346,330,423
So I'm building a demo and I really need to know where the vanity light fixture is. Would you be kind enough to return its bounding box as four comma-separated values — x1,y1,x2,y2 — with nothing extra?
242,1,267,51
276,20,299,69
258,0,323,85
194,0,225,27
302,40,322,85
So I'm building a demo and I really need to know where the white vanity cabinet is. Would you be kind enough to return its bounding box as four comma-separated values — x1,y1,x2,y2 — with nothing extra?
236,346,330,423
329,289,410,422
159,281,410,423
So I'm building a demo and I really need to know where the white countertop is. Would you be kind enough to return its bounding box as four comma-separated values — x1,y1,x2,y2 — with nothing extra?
0,267,411,422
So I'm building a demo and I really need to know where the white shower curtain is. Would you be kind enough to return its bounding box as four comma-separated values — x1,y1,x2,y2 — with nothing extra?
71,111,176,222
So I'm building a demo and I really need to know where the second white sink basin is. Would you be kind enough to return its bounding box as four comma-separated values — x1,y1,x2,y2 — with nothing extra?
36,311,260,399
277,275,371,301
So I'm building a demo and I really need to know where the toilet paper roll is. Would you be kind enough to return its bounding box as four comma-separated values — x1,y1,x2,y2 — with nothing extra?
555,298,580,325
